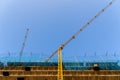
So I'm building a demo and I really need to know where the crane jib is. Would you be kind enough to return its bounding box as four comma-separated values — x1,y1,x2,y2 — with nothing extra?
45,0,116,62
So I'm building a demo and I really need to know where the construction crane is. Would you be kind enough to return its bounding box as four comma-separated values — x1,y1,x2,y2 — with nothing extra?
19,28,29,61
45,0,116,62
45,0,116,80
57,46,63,80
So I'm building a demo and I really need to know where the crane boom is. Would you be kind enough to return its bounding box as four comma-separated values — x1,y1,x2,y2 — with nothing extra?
19,28,29,61
45,0,116,62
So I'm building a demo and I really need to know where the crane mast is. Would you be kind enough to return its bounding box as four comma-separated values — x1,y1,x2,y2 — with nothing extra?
57,46,63,80
19,28,29,61
45,0,116,62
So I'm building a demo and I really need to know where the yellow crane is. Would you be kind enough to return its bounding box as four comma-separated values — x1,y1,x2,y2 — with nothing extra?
45,0,116,80
57,46,63,80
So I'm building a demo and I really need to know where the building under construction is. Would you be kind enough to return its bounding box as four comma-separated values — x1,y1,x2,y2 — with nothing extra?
0,0,120,80
0,61,120,80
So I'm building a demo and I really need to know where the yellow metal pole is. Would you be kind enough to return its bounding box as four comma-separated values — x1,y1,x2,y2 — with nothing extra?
58,47,63,80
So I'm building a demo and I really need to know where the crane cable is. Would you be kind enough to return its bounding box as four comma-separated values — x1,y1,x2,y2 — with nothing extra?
45,0,116,62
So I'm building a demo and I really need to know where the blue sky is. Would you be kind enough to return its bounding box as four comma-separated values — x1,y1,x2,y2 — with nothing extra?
0,0,120,62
